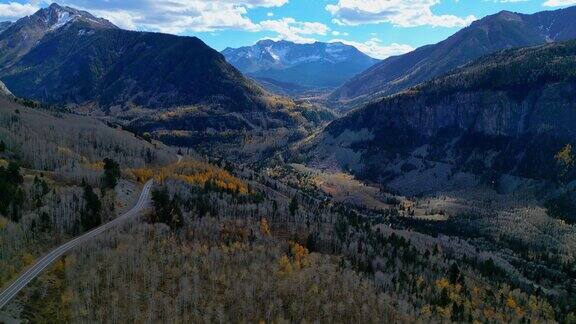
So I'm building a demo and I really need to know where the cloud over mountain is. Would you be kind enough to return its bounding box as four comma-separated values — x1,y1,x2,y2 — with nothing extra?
62,0,288,32
0,2,39,20
326,0,476,27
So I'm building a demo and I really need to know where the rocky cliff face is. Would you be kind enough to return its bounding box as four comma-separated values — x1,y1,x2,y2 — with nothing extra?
0,80,13,97
330,83,576,140
303,41,576,192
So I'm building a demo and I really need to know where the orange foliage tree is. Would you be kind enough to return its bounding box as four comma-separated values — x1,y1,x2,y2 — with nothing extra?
128,160,249,194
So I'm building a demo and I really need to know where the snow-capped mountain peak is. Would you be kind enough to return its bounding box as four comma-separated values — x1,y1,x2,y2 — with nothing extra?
48,9,72,30
222,39,379,91
0,3,117,69
223,39,377,71
37,3,117,31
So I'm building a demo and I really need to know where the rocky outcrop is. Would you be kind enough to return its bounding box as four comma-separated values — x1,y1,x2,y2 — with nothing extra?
329,83,576,141
0,80,13,97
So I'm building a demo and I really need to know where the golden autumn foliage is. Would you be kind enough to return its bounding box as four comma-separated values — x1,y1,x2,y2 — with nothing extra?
291,242,311,270
262,95,296,110
60,288,73,311
436,277,450,290
259,218,271,236
420,305,432,317
278,255,293,276
506,295,517,309
0,216,8,229
130,167,155,182
22,252,36,267
556,144,575,180
416,275,425,290
278,242,311,277
556,144,575,168
129,160,249,194
57,146,74,156
84,161,105,171
422,274,554,323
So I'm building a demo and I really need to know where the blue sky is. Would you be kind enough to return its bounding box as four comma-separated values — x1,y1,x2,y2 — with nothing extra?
0,0,574,58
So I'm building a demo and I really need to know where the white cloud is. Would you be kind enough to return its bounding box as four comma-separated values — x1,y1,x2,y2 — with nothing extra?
0,2,39,21
326,0,476,28
332,30,349,36
54,0,288,33
490,0,528,3
331,38,414,59
543,0,576,6
259,18,330,43
4,1,330,45
88,9,139,30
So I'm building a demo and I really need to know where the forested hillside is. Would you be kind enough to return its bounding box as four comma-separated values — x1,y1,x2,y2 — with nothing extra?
32,162,572,322
0,92,174,317
291,41,576,322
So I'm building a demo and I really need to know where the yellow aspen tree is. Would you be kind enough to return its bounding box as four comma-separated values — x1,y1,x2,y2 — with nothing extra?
259,217,271,236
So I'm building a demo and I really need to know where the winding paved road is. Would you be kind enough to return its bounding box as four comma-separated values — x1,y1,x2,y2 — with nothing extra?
0,180,154,309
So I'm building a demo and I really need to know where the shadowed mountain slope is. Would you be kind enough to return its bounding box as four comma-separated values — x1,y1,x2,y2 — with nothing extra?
304,40,576,190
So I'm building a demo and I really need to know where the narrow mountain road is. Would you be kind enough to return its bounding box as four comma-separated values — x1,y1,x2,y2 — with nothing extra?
0,180,154,309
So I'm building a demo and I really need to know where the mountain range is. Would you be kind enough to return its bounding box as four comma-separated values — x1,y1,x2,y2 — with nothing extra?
0,4,332,157
329,6,576,111
0,4,261,111
222,40,379,95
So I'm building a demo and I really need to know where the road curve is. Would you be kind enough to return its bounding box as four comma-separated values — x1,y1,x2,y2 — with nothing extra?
0,180,154,309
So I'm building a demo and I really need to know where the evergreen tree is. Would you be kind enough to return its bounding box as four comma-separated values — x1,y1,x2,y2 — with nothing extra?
103,158,121,189
440,287,450,307
81,182,102,231
289,196,299,217
0,162,24,220
152,187,184,230
9,188,24,222
168,195,184,230
6,162,23,185
449,262,463,285
39,212,52,232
